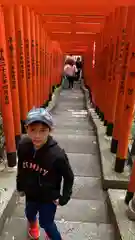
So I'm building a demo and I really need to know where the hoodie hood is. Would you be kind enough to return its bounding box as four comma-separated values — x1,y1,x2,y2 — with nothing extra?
46,135,57,148
34,135,58,154
20,134,57,150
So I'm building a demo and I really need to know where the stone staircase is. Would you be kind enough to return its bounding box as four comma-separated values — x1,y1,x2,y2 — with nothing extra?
0,84,115,239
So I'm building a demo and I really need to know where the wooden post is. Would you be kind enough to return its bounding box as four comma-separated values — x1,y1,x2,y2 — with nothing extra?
23,6,33,110
4,5,21,147
31,10,37,107
35,14,40,107
14,5,28,132
115,6,135,173
110,7,128,153
0,5,16,167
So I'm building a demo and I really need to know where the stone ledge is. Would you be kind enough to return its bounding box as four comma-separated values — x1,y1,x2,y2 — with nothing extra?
0,218,115,240
107,189,135,240
0,169,17,233
0,86,62,235
47,86,62,112
82,84,130,190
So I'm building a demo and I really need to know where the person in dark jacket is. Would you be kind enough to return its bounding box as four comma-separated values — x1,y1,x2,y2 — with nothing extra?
75,57,82,81
16,107,74,240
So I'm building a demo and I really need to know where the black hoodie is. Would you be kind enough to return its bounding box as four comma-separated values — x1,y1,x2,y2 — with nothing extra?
16,135,74,206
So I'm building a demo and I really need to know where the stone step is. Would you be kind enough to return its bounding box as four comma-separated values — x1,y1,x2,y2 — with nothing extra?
59,92,83,96
58,94,84,100
53,120,90,128
11,199,110,224
53,133,96,141
0,217,115,240
57,98,84,103
56,105,85,110
52,109,87,116
53,131,95,138
53,116,91,124
67,153,101,177
55,199,110,224
53,116,89,123
53,122,93,131
59,92,83,98
53,128,95,136
107,189,134,240
72,177,106,201
55,103,86,108
53,116,89,122
52,134,97,154
56,99,84,106
57,105,84,111
52,109,87,114
54,118,92,127
59,91,83,96
59,91,82,97
52,115,89,121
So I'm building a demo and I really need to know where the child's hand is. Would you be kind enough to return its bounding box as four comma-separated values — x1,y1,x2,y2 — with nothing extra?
18,191,25,197
16,191,25,204
53,199,59,206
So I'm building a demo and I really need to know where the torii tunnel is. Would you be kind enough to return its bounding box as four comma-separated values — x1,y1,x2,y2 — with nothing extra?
0,0,135,238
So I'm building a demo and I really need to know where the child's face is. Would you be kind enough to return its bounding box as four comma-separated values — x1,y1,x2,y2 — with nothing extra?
26,123,50,148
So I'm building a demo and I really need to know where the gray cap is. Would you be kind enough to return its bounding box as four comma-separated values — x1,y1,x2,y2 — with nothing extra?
25,108,53,128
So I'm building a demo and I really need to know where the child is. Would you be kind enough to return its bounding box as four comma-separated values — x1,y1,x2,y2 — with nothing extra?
16,108,74,240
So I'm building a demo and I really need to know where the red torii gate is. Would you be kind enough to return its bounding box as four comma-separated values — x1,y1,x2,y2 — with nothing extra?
0,0,134,186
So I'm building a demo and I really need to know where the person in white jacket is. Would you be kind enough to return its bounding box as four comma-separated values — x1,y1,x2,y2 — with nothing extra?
64,61,77,89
